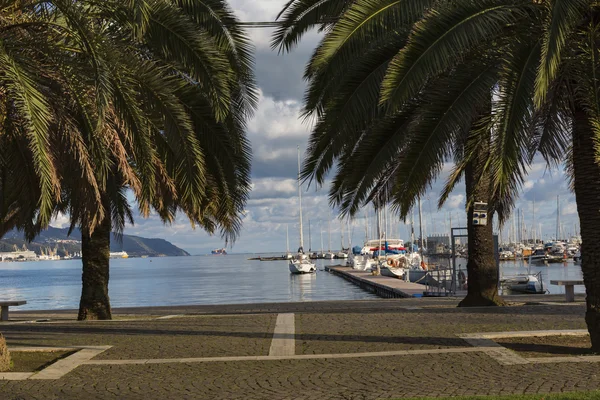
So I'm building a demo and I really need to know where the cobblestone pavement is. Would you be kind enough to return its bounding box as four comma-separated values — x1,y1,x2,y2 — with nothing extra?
1,352,599,400
296,305,586,354
0,298,595,399
2,314,276,359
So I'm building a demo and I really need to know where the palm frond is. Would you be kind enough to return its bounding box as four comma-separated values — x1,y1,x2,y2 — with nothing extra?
535,0,588,108
380,0,534,111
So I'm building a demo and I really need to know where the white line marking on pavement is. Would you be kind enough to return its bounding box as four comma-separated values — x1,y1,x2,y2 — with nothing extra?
84,347,495,365
269,313,295,357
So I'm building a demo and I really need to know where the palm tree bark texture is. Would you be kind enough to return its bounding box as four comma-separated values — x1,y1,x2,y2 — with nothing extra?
459,138,505,307
78,203,112,321
572,107,600,351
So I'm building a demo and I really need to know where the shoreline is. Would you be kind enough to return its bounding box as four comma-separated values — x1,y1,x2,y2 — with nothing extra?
8,293,586,317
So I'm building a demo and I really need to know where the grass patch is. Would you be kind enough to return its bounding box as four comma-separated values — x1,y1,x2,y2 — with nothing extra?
495,335,592,358
401,391,600,400
10,350,74,372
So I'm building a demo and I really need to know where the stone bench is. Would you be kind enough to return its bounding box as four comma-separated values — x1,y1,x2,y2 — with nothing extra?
0,301,26,321
550,280,584,302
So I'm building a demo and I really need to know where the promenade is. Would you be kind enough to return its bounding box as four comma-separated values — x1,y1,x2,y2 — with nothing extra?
0,296,596,399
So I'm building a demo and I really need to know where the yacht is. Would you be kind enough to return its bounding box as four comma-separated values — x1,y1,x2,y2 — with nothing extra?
528,249,564,264
289,147,316,274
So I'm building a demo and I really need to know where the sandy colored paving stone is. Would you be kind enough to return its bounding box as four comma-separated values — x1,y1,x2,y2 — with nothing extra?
296,305,586,355
0,352,599,399
2,314,277,360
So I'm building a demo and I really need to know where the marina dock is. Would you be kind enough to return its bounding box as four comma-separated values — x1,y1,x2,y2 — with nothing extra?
325,265,426,298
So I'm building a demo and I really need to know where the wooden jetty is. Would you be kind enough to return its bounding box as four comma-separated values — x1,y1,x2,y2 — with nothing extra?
325,266,425,298
248,256,289,261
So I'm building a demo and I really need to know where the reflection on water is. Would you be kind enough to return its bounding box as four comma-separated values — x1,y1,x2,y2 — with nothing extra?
0,254,376,310
289,273,317,302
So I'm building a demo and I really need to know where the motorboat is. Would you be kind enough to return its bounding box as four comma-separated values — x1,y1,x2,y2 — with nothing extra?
528,249,564,264
500,273,545,294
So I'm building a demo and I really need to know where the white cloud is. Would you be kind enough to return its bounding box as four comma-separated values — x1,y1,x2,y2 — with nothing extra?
248,90,310,140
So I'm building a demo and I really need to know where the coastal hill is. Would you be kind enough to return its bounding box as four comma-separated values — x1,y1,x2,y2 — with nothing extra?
0,226,190,258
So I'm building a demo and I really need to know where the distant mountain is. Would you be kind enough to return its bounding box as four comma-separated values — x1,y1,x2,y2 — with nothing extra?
0,226,190,258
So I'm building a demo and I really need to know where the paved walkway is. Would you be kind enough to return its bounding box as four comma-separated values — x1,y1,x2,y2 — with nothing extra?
0,297,596,399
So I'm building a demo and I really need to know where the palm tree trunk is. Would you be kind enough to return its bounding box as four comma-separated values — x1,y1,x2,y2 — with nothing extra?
78,207,112,321
458,137,504,307
572,106,600,351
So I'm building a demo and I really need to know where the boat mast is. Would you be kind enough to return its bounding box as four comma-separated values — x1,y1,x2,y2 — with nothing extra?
340,218,344,251
308,219,312,252
418,196,424,257
364,210,368,242
556,195,560,241
328,217,332,252
286,224,290,254
532,198,536,245
410,207,415,253
320,224,324,255
347,219,352,249
297,146,304,252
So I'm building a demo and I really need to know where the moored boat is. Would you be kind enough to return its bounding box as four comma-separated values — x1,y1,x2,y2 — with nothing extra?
501,273,545,294
289,146,316,275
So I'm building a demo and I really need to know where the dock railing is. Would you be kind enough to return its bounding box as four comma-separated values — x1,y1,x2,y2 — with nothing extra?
422,266,452,296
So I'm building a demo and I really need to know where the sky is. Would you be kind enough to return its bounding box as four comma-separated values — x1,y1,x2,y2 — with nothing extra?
52,0,581,254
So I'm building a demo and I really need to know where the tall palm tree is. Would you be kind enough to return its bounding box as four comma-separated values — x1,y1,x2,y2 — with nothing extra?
273,0,509,306
379,0,600,349
0,0,257,320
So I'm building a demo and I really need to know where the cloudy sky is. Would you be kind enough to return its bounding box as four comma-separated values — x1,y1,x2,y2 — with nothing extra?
57,1,580,254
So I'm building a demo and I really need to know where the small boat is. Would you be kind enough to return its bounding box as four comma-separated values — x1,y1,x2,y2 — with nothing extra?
211,248,227,255
501,273,545,294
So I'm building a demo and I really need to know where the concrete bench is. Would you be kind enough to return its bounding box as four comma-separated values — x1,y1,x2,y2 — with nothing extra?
0,301,26,321
550,280,584,302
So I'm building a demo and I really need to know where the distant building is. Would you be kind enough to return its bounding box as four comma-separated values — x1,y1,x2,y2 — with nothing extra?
0,250,37,261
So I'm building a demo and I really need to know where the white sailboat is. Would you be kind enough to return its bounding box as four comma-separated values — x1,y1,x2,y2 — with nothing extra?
289,147,316,274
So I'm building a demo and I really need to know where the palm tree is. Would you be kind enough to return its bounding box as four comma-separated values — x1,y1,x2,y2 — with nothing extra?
0,0,257,320
377,0,600,349
273,0,507,306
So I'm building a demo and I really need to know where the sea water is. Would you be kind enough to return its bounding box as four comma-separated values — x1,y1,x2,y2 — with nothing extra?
0,254,585,310
0,254,376,310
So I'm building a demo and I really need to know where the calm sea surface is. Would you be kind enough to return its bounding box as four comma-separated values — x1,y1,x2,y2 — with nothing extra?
0,254,376,310
0,254,585,310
